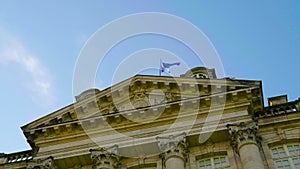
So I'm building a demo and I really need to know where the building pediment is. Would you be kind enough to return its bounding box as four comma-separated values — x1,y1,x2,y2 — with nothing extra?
21,74,263,153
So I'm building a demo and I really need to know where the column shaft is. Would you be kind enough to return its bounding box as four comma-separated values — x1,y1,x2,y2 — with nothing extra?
165,157,185,169
227,121,265,169
239,143,265,169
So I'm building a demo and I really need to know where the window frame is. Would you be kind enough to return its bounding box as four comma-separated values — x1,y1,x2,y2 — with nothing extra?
271,143,300,169
197,155,230,169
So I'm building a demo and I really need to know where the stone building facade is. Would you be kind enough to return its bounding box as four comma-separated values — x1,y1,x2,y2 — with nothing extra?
0,67,299,169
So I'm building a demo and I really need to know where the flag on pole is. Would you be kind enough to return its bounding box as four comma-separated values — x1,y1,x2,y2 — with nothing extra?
160,61,180,74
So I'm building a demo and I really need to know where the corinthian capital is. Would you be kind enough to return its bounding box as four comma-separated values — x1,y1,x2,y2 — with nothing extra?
227,120,261,151
156,132,188,161
27,156,55,169
90,145,120,169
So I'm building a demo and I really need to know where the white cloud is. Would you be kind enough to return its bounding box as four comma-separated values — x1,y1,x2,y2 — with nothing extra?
0,27,55,104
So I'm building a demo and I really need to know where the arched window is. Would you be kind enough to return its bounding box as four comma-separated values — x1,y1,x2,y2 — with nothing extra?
193,73,208,79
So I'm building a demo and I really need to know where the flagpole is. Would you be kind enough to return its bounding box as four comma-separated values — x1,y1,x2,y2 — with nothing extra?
159,59,161,76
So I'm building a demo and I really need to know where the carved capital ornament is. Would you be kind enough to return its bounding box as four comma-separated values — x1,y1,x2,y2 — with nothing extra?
227,120,261,152
157,133,188,162
27,156,55,169
90,145,120,169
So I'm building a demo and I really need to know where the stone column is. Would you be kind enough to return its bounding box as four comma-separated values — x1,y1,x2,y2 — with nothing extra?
90,145,120,169
157,133,187,169
227,121,265,169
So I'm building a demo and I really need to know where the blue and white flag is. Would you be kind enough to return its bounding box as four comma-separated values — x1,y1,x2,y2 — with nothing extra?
161,62,180,73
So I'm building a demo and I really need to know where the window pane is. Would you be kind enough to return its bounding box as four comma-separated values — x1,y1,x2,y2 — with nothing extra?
276,161,283,168
278,147,287,158
273,152,279,158
215,163,221,168
221,157,229,167
275,160,291,169
272,147,287,159
221,157,226,162
205,159,211,166
214,157,220,163
213,157,220,168
288,145,296,156
294,145,300,155
293,157,300,169
199,161,204,167
282,160,290,169
199,159,212,169
287,144,300,156
199,156,229,169
272,144,300,169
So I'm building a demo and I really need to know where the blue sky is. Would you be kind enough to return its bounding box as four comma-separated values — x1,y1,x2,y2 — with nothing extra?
0,1,299,153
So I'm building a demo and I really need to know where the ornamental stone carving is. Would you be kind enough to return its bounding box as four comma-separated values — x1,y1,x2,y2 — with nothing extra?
227,120,261,151
276,128,286,140
227,120,265,169
132,92,150,108
156,132,188,162
90,145,120,169
27,156,56,169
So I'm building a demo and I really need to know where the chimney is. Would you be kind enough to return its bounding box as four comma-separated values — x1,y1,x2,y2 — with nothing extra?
268,95,288,106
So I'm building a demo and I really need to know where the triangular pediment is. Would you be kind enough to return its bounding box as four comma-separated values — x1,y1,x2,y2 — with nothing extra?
23,75,262,130
21,74,263,151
